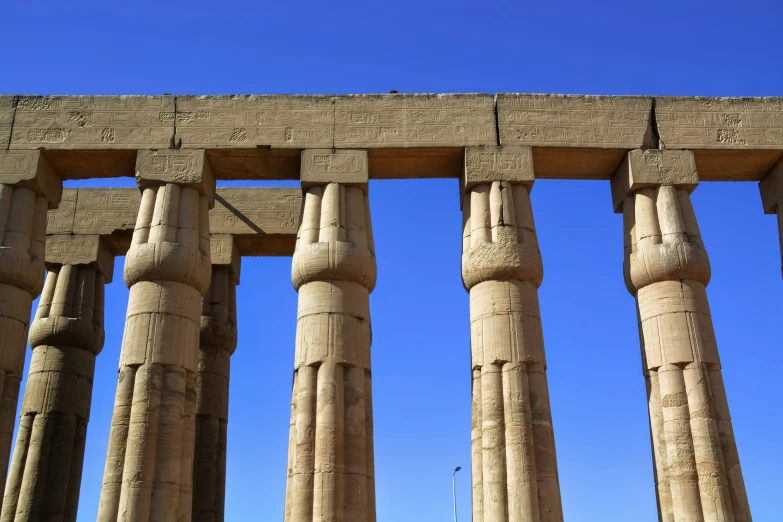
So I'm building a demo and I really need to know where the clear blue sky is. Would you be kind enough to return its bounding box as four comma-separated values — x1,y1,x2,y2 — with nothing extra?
2,1,782,521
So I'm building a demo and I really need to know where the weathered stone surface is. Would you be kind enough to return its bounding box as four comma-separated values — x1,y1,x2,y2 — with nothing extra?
611,149,698,212
10,96,174,150
462,146,534,194
618,183,752,522
136,149,215,205
759,156,783,214
0,151,62,207
498,94,653,148
2,237,111,522
47,188,302,256
301,149,368,186
286,183,377,522
462,177,564,522
656,96,783,181
0,97,14,150
498,94,653,179
46,234,115,282
335,93,496,148
176,95,334,149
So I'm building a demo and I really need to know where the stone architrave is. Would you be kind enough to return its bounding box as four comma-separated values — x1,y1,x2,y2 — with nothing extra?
461,146,564,522
759,157,783,275
612,149,752,522
1,235,113,522
284,150,377,522
96,149,214,522
0,151,62,502
192,235,240,522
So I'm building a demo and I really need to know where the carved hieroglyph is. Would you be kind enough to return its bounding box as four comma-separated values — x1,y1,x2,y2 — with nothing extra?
176,95,334,149
10,96,174,150
285,167,377,521
2,236,112,522
0,151,61,504
97,150,214,522
497,94,652,148
192,236,240,522
461,148,564,522
335,94,497,148
0,97,14,149
615,150,752,522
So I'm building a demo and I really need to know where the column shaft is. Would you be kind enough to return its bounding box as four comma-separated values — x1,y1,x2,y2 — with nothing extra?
0,152,61,503
97,151,213,522
462,181,564,522
622,185,752,522
193,241,239,522
1,247,109,522
284,183,376,522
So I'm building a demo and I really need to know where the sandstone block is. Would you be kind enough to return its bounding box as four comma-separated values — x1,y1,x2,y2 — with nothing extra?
759,157,783,213
462,146,534,194
0,96,14,149
45,235,114,282
10,95,174,150
655,96,783,181
611,149,698,212
209,235,240,279
0,150,62,207
136,149,216,206
334,93,496,148
301,149,368,186
175,95,334,149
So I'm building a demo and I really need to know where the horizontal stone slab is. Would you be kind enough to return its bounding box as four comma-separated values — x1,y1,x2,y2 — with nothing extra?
175,95,334,149
48,187,302,256
334,93,497,148
655,96,783,181
0,96,14,150
10,95,175,150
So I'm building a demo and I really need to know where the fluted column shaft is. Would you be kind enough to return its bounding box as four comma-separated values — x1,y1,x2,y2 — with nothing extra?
620,180,752,522
2,237,111,522
284,181,377,522
193,237,239,522
97,150,214,522
462,179,563,522
0,151,61,503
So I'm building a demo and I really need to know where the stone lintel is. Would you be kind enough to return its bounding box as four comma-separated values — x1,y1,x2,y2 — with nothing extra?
135,149,216,207
611,149,698,213
210,235,241,282
45,234,114,283
462,146,534,193
0,151,62,208
759,157,783,214
300,149,368,187
48,187,302,257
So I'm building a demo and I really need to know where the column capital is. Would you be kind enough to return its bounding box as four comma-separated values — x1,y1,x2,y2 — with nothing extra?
461,145,534,194
135,149,216,207
0,150,62,208
610,149,698,213
45,234,115,283
759,156,783,214
209,235,241,283
300,149,368,188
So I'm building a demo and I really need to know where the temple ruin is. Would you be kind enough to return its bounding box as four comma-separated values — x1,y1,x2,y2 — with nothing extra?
0,92,780,521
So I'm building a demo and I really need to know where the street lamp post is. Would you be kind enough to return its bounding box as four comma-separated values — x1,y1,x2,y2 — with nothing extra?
452,466,462,522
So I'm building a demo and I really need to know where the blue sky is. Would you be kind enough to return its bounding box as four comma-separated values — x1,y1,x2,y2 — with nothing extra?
2,1,782,521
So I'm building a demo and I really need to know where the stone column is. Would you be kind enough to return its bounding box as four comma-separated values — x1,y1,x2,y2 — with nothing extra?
759,157,783,276
284,150,376,522
612,149,752,522
461,147,564,522
0,151,61,502
1,235,113,522
97,150,214,522
192,235,240,522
